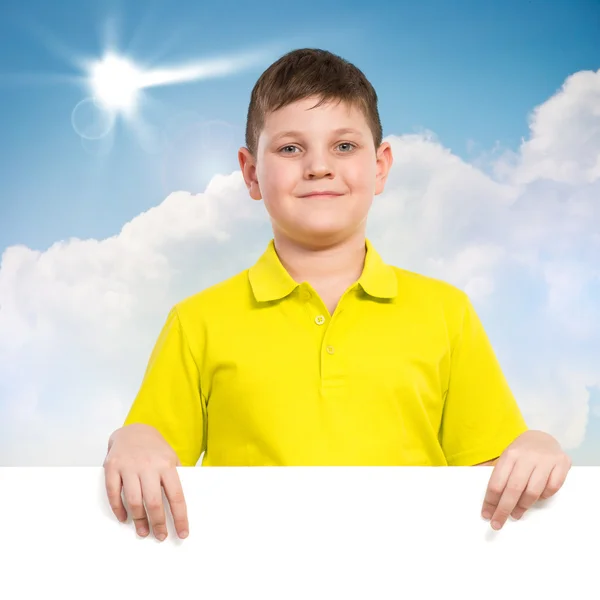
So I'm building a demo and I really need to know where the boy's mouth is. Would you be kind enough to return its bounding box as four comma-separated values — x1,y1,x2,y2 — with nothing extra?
299,191,344,198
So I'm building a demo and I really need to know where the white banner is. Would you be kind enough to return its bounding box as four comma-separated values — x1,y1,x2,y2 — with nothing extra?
1,466,596,599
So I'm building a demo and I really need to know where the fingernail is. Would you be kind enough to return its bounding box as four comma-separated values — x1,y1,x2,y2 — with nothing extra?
491,521,502,530
138,527,149,536
179,530,189,539
156,533,166,542
482,510,492,520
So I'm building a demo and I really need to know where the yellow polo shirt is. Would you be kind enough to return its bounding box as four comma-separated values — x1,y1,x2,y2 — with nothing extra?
124,238,528,466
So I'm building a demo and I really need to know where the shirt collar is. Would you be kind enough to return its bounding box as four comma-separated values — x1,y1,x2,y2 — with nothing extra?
358,239,398,299
248,238,398,303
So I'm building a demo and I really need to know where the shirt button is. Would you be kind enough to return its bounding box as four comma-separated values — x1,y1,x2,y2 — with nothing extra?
326,346,335,355
301,290,312,301
315,315,325,325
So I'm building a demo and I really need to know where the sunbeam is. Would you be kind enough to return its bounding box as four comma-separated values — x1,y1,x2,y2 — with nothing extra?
84,48,273,115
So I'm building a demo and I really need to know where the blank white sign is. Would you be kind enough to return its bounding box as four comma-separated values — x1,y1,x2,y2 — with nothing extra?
1,467,596,599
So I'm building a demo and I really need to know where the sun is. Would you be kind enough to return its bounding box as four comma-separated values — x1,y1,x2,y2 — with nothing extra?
89,53,142,112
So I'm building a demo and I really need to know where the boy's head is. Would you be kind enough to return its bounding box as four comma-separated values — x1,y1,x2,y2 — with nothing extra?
239,48,393,248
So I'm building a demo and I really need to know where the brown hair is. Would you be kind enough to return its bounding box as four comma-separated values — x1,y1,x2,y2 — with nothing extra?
244,48,383,156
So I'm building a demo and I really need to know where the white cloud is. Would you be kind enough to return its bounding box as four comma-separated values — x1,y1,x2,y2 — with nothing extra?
513,69,600,185
1,69,599,465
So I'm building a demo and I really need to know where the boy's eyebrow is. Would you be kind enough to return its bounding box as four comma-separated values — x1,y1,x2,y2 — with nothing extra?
271,127,364,141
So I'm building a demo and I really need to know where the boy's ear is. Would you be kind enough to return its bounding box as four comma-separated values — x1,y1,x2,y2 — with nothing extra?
238,147,262,200
374,141,393,196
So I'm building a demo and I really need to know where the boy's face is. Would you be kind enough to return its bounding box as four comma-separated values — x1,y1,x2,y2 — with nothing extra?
239,96,393,247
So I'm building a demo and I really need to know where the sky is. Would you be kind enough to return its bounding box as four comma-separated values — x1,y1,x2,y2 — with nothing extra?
0,0,599,466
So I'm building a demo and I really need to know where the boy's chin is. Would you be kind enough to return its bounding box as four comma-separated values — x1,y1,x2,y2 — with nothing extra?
286,223,361,245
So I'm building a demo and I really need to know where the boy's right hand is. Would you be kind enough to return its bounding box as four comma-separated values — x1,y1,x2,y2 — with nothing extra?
103,423,189,542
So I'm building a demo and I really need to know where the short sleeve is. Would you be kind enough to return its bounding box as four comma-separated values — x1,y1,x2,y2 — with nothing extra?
440,294,528,466
123,306,207,466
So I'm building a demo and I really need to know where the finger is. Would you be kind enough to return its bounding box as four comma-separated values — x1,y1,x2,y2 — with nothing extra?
481,454,517,520
162,467,189,539
491,461,535,530
540,455,572,499
510,465,552,520
140,470,168,542
104,466,127,523
510,505,527,521
122,472,150,537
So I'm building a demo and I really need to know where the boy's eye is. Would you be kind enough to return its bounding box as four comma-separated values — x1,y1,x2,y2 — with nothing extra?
278,143,356,154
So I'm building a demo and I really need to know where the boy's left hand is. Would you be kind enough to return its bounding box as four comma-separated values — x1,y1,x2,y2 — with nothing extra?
481,430,572,530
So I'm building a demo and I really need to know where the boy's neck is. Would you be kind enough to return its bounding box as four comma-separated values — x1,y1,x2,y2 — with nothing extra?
273,230,367,289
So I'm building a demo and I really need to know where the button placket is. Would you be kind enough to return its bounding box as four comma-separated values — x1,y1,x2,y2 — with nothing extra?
319,317,345,387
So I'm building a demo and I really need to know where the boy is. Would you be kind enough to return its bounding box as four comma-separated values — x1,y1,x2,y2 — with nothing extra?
103,48,571,543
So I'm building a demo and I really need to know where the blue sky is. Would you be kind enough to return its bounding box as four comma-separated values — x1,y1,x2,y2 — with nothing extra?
0,0,599,466
1,0,598,251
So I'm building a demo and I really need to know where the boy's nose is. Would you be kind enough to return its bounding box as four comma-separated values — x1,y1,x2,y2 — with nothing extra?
305,161,334,179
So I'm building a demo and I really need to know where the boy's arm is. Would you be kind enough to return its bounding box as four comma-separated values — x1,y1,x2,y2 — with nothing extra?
124,306,207,466
439,293,528,467
439,293,570,529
